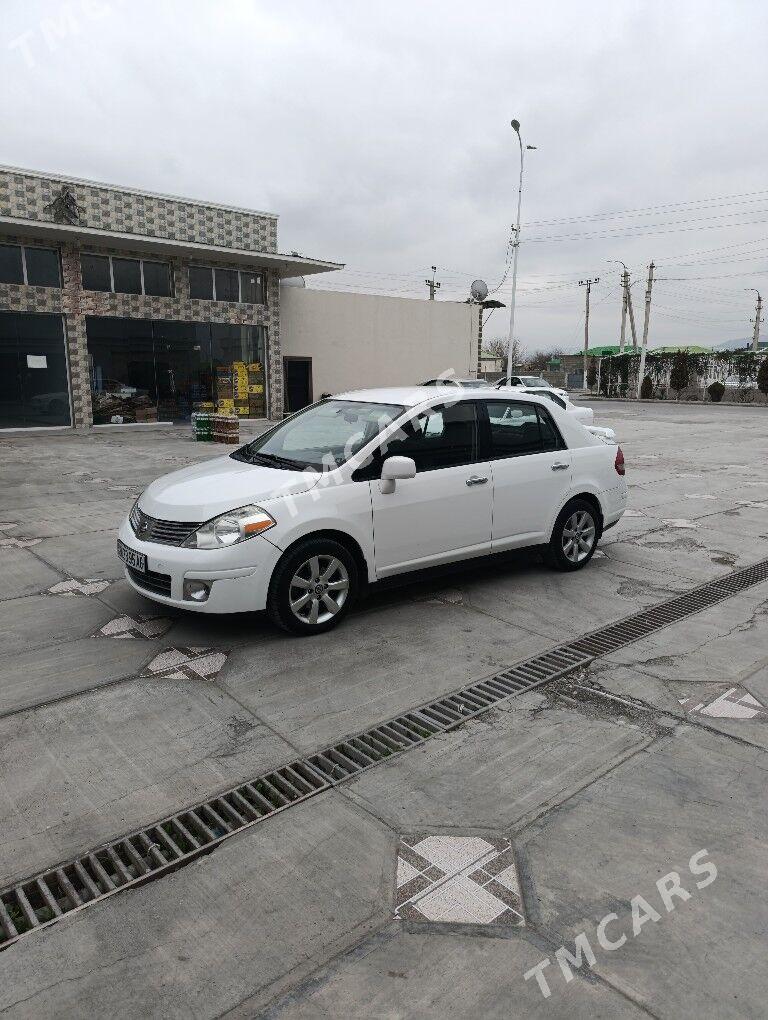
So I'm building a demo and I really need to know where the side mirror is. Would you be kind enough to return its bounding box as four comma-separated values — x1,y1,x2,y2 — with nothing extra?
379,455,416,494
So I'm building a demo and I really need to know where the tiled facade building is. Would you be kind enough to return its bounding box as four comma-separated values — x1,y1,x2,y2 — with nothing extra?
0,166,341,429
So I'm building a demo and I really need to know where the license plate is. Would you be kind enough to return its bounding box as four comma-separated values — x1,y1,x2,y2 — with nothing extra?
118,539,146,573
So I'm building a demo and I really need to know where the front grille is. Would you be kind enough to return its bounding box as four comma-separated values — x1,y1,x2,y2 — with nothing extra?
130,506,201,547
126,566,172,597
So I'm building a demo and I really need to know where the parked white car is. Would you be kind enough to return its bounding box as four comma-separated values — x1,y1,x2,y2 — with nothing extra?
517,387,594,425
495,375,569,400
119,387,627,634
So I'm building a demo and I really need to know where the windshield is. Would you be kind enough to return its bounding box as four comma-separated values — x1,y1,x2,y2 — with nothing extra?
458,379,492,388
232,399,406,471
520,376,548,386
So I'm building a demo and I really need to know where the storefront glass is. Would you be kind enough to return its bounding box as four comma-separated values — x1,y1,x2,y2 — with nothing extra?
86,317,267,424
0,312,71,428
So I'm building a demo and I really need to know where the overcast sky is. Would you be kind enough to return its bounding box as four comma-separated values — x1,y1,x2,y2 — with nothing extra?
3,0,768,353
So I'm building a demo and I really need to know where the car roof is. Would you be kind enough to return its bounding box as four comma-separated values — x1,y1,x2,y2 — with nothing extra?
332,386,547,409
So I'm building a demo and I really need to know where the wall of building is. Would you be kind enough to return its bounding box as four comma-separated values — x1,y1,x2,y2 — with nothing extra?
0,167,284,424
280,287,478,396
0,167,278,252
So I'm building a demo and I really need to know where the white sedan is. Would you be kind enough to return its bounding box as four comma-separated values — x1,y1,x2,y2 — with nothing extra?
495,375,570,400
119,386,627,634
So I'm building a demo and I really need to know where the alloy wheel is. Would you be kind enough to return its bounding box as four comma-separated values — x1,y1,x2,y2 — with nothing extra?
289,554,350,625
561,510,596,563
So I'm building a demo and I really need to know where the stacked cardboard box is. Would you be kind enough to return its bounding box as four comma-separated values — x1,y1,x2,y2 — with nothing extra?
247,362,266,417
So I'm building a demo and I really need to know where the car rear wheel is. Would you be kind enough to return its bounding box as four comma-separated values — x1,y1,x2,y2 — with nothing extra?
544,499,600,571
267,538,359,635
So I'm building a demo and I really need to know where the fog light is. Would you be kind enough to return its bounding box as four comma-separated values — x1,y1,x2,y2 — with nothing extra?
183,579,211,602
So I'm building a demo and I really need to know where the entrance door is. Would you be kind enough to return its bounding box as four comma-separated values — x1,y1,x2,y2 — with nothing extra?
283,357,312,413
0,312,71,428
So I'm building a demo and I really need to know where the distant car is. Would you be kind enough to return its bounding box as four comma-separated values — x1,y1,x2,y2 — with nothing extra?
516,387,594,425
495,375,569,400
421,377,493,388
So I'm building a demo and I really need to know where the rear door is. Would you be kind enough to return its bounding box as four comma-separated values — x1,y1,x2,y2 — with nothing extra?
369,400,492,576
481,398,573,549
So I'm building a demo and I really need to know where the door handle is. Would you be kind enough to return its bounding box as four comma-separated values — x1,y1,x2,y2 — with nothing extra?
466,475,489,486
551,462,569,471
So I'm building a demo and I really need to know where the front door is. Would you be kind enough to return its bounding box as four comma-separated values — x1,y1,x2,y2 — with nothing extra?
370,400,492,576
482,398,573,549
283,357,313,413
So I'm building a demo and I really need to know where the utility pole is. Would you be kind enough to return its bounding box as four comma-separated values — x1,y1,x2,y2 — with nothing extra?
636,261,655,397
626,281,638,347
619,269,628,353
579,277,599,388
425,266,441,301
748,289,763,351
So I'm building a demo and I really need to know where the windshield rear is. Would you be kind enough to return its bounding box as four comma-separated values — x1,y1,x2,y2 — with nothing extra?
520,376,548,386
232,399,406,471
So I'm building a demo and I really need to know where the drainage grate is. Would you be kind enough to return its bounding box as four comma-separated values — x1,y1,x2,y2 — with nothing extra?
2,557,767,950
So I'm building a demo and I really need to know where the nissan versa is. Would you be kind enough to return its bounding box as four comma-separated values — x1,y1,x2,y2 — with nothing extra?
119,387,627,635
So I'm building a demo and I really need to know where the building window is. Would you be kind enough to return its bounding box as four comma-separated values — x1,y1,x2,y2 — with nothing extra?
0,244,61,288
188,265,214,300
188,265,266,304
80,254,112,291
86,317,268,424
142,261,171,297
80,253,173,296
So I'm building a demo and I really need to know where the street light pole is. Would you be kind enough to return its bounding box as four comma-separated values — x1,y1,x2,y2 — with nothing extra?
505,120,536,385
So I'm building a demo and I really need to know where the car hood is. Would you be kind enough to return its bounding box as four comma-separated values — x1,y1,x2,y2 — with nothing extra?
139,455,320,522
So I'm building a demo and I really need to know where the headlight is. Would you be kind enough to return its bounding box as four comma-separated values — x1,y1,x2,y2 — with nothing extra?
183,504,276,550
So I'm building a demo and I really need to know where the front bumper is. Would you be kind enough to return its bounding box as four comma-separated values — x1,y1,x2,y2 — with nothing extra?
117,518,283,613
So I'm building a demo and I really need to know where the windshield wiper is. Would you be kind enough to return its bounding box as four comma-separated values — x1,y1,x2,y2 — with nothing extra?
245,451,303,470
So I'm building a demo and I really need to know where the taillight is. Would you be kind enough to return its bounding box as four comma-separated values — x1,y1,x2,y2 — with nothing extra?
615,446,625,476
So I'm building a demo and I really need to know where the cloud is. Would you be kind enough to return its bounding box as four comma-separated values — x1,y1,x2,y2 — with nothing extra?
2,0,766,352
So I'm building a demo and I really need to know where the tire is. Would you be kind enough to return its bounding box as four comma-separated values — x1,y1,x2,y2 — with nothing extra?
543,499,600,572
267,537,359,635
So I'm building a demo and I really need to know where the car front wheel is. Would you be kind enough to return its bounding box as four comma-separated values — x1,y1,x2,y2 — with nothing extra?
544,500,600,571
267,538,359,635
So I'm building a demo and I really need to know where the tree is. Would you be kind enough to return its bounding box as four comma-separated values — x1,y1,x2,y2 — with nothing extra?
482,336,520,369
640,375,653,399
526,346,564,372
757,356,768,396
707,381,725,403
669,352,690,398
586,358,597,390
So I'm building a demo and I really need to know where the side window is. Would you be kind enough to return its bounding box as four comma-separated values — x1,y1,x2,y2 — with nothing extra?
486,400,544,457
384,401,478,471
536,405,565,451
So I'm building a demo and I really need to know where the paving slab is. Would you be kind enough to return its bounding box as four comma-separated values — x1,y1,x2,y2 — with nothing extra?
343,692,650,832
520,724,768,1019
0,676,296,886
220,599,555,750
0,594,114,656
451,552,690,642
0,794,393,1020
32,531,123,580
0,636,159,716
589,662,768,751
594,586,768,688
266,928,648,1020
0,548,63,601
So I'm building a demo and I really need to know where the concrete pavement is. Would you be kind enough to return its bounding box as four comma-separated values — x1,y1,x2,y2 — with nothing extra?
0,403,766,1018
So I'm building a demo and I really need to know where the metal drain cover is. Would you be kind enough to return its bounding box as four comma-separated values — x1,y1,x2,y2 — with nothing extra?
395,834,524,926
